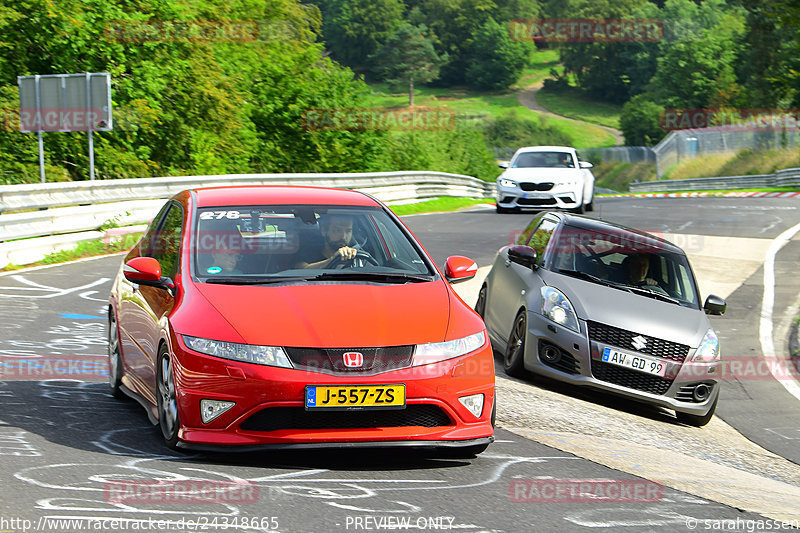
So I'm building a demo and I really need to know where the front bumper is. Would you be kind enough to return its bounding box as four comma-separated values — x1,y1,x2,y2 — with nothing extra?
496,183,581,210
170,336,496,447
522,312,719,416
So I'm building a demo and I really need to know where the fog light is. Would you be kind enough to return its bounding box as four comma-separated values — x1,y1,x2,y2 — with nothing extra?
459,394,484,418
200,399,235,424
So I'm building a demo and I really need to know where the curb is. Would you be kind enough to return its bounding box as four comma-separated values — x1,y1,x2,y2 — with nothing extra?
601,191,800,198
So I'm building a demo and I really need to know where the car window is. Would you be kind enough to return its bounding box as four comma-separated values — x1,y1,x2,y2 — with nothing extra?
193,205,435,281
149,203,183,279
512,151,575,168
526,218,558,263
553,225,700,308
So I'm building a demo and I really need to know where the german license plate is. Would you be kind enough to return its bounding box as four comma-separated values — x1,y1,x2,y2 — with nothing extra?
523,192,550,199
305,384,406,410
602,347,667,377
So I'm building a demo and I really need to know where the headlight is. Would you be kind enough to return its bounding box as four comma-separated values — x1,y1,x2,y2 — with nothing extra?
541,287,579,332
499,178,516,188
692,328,720,363
183,335,293,368
413,331,485,366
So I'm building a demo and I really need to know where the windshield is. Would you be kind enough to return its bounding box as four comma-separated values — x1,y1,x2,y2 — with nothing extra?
193,205,435,283
550,225,701,309
512,151,575,168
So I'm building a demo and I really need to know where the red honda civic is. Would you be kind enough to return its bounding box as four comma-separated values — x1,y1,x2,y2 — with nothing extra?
108,186,495,455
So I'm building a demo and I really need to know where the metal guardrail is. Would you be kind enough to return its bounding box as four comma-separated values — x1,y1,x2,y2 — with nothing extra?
629,168,800,193
0,172,493,267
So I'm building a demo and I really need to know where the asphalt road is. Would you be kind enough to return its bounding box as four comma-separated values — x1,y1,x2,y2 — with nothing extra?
1,197,799,532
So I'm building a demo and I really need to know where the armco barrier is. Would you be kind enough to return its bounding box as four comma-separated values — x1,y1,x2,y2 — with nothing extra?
629,168,800,193
0,171,493,268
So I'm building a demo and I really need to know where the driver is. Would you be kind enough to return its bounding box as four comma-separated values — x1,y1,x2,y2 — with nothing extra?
558,153,572,167
295,214,359,269
623,253,659,287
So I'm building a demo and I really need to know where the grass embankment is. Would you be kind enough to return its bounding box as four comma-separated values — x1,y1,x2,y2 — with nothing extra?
536,86,622,130
1,233,142,271
364,51,616,148
664,148,800,180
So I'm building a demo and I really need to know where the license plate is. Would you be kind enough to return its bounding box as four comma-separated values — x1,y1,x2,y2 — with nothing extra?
602,347,667,377
523,193,550,199
305,384,406,410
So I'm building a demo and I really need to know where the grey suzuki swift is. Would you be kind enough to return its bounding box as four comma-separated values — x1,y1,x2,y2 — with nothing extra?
477,212,726,426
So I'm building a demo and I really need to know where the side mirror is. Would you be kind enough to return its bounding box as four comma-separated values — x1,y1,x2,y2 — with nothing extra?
579,161,593,169
703,294,726,315
508,245,538,269
444,255,478,284
498,161,509,169
124,257,175,294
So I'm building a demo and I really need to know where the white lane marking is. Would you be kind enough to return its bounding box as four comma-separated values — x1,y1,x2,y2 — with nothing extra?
759,221,800,401
0,276,109,299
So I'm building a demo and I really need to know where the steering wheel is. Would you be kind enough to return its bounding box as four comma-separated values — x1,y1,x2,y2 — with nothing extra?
328,250,380,269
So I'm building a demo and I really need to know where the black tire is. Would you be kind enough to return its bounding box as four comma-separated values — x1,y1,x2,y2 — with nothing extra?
108,310,125,400
676,395,717,427
572,202,585,214
475,285,487,318
504,311,527,378
585,198,594,212
496,205,509,214
157,345,181,450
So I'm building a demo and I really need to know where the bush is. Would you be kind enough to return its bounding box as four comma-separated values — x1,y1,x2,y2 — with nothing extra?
465,18,529,91
483,110,573,150
619,95,666,146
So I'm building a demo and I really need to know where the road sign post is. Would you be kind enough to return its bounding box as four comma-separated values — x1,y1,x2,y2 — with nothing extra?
17,72,112,182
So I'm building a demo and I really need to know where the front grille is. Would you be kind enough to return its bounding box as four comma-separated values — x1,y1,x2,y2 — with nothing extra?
284,346,414,374
240,405,452,432
520,182,554,191
587,321,689,362
518,197,557,206
538,341,580,374
590,359,673,395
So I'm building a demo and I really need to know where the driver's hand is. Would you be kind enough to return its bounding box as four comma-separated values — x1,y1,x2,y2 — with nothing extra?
644,278,658,286
330,246,357,263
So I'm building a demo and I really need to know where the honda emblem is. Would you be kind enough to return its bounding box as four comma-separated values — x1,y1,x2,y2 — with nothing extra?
343,352,363,368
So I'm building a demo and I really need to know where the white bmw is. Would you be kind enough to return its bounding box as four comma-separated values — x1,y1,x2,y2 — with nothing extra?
495,146,595,214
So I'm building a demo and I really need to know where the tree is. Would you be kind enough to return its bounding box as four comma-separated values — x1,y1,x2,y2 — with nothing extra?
619,94,665,146
465,17,529,91
371,22,447,106
318,0,405,72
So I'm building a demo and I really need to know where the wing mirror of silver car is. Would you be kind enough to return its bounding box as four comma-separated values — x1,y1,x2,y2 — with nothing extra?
579,161,593,169
498,161,509,169
508,245,538,269
703,294,727,315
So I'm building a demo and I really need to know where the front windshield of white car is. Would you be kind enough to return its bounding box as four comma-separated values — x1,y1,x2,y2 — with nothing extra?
551,225,701,309
512,151,575,168
193,205,435,283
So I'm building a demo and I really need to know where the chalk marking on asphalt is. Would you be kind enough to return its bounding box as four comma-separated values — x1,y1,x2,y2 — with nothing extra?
759,221,800,401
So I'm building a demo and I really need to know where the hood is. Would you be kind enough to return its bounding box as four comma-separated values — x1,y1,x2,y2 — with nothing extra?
187,281,451,348
500,167,583,184
540,270,709,348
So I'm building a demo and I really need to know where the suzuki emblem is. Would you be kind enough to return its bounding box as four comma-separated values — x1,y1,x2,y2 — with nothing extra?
343,352,363,368
631,336,648,351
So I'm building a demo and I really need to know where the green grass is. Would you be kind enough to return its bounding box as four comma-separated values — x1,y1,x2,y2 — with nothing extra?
513,49,562,89
536,85,622,130
1,233,142,271
389,197,492,216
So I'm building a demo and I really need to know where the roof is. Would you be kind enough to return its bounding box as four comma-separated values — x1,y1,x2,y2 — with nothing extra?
189,186,379,208
550,212,685,255
513,146,575,153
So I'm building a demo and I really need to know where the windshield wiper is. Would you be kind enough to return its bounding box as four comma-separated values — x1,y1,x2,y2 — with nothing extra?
312,272,435,284
623,285,682,305
557,269,621,288
205,276,313,285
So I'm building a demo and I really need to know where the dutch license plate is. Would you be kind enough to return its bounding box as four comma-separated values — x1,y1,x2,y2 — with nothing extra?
305,384,406,410
602,347,667,377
